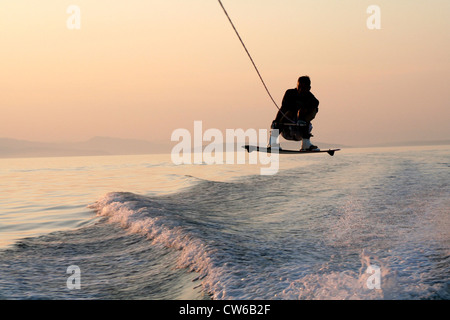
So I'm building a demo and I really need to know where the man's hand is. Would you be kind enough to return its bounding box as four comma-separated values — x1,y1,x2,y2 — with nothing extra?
271,120,279,129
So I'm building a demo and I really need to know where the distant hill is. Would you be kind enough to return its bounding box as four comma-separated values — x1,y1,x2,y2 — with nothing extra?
0,136,349,158
0,137,448,159
363,139,450,148
0,137,171,158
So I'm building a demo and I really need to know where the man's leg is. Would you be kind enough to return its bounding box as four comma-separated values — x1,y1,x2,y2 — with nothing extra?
268,127,280,149
300,122,319,150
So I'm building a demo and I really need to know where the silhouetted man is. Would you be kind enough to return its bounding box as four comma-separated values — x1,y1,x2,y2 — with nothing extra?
268,76,319,150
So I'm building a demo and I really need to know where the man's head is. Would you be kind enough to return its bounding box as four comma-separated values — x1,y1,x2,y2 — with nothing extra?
297,76,311,93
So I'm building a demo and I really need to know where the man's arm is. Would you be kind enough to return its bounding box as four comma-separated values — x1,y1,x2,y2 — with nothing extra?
298,93,319,122
274,90,294,123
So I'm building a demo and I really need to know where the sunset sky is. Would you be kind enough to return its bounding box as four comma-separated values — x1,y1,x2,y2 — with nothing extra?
1,0,449,147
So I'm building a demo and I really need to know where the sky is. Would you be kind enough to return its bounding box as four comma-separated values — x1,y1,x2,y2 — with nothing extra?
1,0,449,147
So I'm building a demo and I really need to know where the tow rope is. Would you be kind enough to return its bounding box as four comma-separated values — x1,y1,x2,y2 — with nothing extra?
217,0,296,124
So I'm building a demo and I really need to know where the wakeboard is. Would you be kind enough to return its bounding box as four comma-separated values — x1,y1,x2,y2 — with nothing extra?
244,145,340,156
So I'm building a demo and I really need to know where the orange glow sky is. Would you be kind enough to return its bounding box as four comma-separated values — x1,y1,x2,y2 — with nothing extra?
1,0,449,146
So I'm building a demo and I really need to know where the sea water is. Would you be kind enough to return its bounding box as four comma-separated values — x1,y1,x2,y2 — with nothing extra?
0,145,448,299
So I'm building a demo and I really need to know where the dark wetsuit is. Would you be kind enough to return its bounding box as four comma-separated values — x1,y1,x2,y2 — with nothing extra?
274,89,319,140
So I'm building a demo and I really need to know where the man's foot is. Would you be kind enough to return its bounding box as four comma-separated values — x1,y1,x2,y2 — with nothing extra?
301,138,319,151
301,144,319,151
267,145,282,151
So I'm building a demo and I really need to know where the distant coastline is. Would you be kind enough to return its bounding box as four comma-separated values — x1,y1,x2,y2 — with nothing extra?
0,137,448,159
0,137,170,159
361,140,450,148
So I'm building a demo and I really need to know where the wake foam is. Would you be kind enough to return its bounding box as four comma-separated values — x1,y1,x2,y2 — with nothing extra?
89,193,386,300
89,192,210,272
89,191,449,300
279,250,392,300
89,192,227,298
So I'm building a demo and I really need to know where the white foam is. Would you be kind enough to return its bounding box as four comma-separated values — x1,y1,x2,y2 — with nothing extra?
89,189,450,300
89,192,225,296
